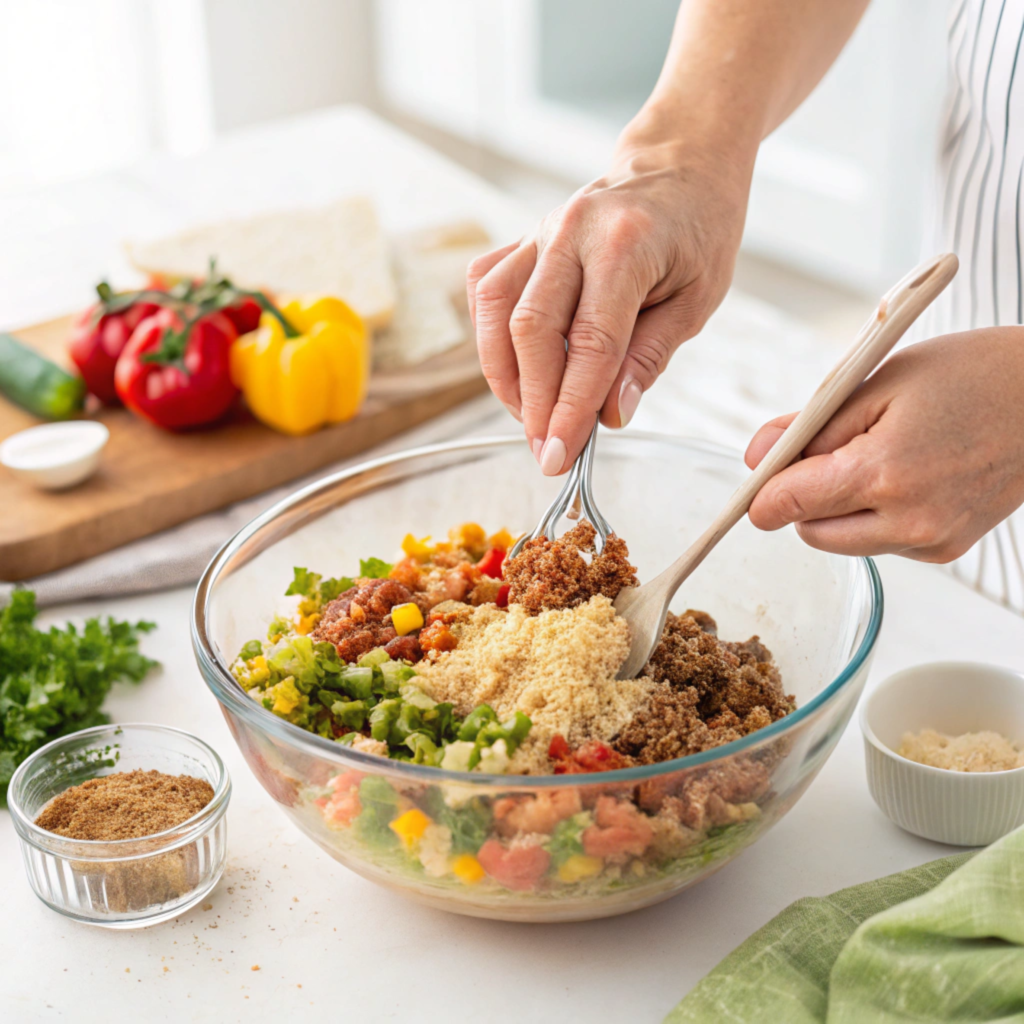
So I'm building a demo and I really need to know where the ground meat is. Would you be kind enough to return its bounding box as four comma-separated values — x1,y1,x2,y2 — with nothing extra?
613,610,795,766
503,521,638,614
383,635,422,661
312,578,416,662
636,757,772,829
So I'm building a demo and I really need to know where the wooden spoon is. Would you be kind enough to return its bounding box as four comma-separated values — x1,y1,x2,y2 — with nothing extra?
614,252,959,679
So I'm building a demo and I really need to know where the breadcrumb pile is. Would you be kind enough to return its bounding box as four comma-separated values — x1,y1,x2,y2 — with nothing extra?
898,728,1024,772
415,595,654,773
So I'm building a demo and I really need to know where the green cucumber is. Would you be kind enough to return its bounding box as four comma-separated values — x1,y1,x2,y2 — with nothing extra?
0,333,86,419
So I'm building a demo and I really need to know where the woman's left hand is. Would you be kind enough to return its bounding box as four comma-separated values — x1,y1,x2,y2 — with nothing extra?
744,328,1024,562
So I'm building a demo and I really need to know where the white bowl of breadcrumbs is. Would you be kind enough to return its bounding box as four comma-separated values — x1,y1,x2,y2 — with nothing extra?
861,662,1024,845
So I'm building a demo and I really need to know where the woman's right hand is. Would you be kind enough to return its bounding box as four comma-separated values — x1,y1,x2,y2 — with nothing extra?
467,110,755,476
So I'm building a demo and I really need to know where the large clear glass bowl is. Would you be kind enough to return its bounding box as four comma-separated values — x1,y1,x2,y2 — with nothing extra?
192,434,882,922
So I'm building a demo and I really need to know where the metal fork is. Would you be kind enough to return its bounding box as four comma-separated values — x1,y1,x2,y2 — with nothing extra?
508,420,612,560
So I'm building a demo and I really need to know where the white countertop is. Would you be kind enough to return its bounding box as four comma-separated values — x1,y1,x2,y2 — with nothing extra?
5,559,1022,1023
3,106,1023,1023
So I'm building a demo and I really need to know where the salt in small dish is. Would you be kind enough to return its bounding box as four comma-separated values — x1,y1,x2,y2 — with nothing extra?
861,661,1024,846
0,420,109,490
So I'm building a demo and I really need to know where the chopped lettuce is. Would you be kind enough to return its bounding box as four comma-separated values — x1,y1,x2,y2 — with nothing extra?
355,776,400,847
266,636,322,692
547,812,592,867
422,789,492,853
238,639,263,661
404,732,441,765
284,567,354,607
359,557,393,579
454,704,532,769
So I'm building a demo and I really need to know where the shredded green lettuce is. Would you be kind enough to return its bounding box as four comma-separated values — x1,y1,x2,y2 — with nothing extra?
359,557,393,579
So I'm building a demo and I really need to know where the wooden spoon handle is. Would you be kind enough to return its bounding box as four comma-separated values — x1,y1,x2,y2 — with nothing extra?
658,252,959,594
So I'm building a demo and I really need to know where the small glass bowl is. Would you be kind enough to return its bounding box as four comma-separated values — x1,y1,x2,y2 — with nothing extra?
7,723,231,929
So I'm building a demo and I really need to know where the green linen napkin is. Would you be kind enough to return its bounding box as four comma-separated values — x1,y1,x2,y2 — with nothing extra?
667,824,1024,1024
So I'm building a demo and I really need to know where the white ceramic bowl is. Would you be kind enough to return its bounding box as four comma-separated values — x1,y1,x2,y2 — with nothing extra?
0,420,109,490
861,662,1024,846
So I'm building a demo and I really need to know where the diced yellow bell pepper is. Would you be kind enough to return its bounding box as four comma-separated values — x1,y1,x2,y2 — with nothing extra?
451,854,486,885
295,611,321,635
246,655,270,686
270,676,302,715
389,808,431,848
401,533,435,560
391,602,424,636
557,854,604,883
230,296,369,436
487,527,515,551
449,522,486,552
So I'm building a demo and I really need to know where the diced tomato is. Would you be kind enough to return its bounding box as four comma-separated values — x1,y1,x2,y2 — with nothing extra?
477,839,551,891
388,557,422,591
493,790,582,836
549,734,572,761
419,619,458,654
321,788,362,828
548,735,631,774
582,796,654,860
572,741,632,772
495,584,510,608
476,547,506,579
326,771,363,793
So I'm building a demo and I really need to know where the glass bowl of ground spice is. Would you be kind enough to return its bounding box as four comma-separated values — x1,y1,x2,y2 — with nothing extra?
8,723,230,928
193,434,882,921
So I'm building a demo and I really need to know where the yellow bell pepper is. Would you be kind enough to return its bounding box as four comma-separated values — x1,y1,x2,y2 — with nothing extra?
451,853,486,885
230,296,369,436
401,533,435,560
557,854,604,883
391,602,424,636
389,808,432,848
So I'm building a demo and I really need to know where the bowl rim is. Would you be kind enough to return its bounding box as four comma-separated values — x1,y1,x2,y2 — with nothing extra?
860,660,1024,778
8,722,232,851
192,432,884,789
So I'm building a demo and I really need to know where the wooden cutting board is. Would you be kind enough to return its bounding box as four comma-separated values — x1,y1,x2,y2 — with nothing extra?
0,314,487,581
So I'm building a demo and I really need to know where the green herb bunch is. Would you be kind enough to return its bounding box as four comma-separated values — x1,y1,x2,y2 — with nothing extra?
0,591,159,806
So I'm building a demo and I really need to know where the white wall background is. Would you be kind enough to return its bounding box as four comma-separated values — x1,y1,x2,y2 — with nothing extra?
0,0,951,293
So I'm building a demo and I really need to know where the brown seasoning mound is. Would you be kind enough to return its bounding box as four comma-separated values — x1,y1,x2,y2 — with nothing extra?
35,769,214,840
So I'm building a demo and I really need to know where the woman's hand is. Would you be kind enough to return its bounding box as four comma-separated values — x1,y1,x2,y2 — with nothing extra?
744,329,1024,562
467,115,754,476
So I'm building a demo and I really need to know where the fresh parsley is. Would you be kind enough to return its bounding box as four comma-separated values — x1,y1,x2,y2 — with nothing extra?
0,590,159,806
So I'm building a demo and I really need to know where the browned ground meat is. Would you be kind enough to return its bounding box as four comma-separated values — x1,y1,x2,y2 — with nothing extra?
503,521,638,614
614,610,794,766
312,578,417,662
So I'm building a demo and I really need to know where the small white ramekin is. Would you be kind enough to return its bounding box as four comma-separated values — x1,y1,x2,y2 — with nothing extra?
0,420,108,490
861,662,1024,846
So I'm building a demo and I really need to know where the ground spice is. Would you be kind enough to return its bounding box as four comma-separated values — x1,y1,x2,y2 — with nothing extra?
503,521,638,614
35,769,214,840
35,769,215,915
416,595,654,773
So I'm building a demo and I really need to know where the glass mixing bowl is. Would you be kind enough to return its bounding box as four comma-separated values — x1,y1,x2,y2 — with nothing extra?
192,434,882,922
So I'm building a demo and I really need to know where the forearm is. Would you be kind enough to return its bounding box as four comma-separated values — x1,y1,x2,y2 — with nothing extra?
620,0,870,169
